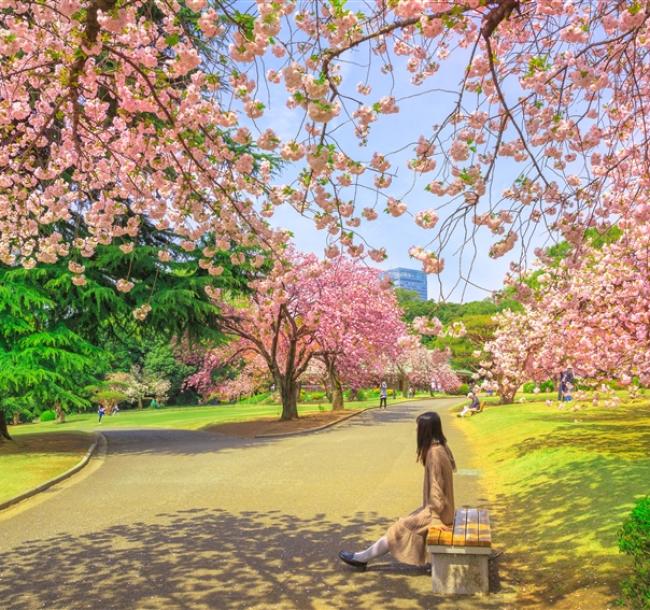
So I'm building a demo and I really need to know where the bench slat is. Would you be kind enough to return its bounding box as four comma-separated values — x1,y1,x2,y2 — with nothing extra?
427,526,451,545
477,509,492,547
465,508,480,546
427,507,492,549
451,507,468,546
426,527,441,545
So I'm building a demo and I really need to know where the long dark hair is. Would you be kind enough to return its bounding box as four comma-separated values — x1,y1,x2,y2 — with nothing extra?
416,411,447,465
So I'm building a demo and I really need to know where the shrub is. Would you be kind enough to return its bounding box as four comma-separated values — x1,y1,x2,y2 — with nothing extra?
619,496,650,609
522,379,555,393
355,389,367,401
448,383,469,396
39,409,56,422
304,391,326,402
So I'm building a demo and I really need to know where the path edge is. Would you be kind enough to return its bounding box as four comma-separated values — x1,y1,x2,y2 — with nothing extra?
254,397,452,439
0,431,106,512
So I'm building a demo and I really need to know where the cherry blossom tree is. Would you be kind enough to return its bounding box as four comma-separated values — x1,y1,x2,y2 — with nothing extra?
4,1,650,290
310,259,406,410
203,252,409,417
481,308,549,404
490,224,650,393
184,338,270,402
381,335,460,396
213,252,323,420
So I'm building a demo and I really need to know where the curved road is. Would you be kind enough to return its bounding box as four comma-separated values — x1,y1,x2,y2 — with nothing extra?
0,399,512,609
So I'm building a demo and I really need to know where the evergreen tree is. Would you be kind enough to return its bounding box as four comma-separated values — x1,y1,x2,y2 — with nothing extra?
0,221,263,434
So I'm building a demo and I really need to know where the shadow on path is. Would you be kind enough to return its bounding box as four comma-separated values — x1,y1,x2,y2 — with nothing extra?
0,508,510,610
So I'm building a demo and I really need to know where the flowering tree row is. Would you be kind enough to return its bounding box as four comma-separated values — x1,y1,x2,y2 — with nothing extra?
184,251,458,418
3,1,650,286
482,223,650,403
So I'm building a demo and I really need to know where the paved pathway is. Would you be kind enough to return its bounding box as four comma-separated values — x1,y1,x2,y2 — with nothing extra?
0,399,515,609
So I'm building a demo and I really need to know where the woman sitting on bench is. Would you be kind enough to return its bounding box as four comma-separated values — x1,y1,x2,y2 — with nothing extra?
338,411,456,569
457,392,481,417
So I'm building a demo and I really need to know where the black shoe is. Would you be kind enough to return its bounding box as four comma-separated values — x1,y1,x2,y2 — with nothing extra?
338,550,367,570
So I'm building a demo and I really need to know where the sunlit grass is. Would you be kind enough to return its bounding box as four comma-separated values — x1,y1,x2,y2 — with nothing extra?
8,394,426,437
0,432,92,504
458,397,650,608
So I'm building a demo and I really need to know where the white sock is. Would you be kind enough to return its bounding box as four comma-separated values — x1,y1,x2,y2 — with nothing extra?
353,535,389,563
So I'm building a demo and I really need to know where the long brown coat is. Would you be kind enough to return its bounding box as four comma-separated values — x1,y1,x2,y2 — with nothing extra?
386,442,455,566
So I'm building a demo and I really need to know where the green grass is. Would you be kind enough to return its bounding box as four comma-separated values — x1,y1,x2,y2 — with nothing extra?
8,395,424,437
0,432,93,504
457,397,650,608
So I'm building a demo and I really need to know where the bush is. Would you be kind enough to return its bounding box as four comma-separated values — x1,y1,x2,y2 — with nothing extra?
447,383,470,396
619,496,650,609
39,409,56,422
522,379,555,393
303,391,326,402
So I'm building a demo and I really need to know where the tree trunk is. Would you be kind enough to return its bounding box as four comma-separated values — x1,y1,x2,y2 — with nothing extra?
328,364,344,411
0,410,12,440
12,412,21,425
399,374,409,397
499,382,517,404
138,396,143,409
55,402,65,424
278,377,299,420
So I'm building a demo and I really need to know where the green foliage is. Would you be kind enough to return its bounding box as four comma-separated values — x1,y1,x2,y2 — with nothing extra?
301,391,326,402
523,380,556,393
0,219,263,417
447,383,470,396
396,291,508,324
143,341,196,399
0,276,105,421
355,389,367,401
39,410,56,422
398,291,509,373
397,292,518,373
619,497,650,609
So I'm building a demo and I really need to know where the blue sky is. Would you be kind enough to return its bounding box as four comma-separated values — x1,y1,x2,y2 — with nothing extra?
243,31,552,302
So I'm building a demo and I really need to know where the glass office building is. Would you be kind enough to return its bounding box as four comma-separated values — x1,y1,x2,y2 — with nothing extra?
386,267,428,300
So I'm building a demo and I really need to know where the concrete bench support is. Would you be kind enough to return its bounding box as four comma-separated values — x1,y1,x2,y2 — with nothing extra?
428,544,491,595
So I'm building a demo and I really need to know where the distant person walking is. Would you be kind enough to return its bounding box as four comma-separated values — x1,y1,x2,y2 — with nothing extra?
97,406,105,423
379,382,388,409
338,411,456,569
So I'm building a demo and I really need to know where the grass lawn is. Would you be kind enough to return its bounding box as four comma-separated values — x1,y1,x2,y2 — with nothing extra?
0,432,93,505
7,394,427,437
457,397,650,609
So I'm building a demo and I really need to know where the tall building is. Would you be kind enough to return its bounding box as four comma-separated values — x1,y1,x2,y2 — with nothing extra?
386,267,428,300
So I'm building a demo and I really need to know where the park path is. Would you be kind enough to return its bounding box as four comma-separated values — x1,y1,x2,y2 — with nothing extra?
0,399,515,610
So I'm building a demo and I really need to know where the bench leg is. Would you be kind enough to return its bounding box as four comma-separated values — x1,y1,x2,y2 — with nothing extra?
431,553,489,595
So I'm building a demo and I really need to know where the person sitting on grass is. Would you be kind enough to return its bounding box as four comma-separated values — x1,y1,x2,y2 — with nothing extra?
457,392,481,417
338,411,456,570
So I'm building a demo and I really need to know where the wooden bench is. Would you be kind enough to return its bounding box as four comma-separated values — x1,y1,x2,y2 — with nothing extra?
426,507,492,595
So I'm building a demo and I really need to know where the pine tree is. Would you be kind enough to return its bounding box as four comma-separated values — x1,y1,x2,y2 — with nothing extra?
0,221,263,434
